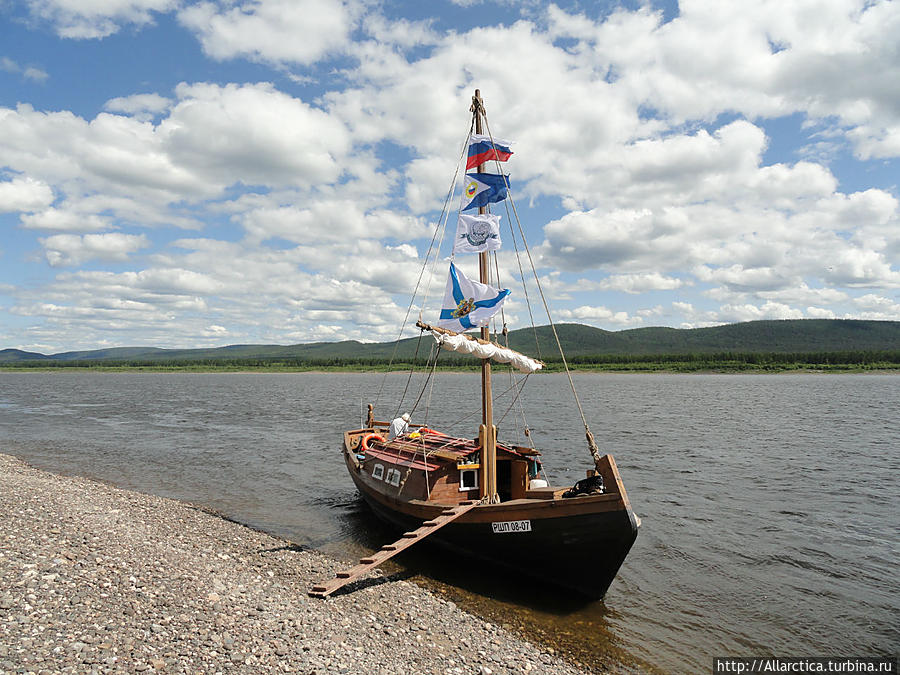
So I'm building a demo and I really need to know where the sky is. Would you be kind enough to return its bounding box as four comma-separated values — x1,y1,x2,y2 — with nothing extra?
1,0,899,353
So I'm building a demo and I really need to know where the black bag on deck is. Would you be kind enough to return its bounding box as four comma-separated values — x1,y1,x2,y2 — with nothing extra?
562,474,605,498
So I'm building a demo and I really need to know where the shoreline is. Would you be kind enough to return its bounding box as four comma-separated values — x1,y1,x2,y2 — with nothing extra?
0,453,604,675
1,365,898,374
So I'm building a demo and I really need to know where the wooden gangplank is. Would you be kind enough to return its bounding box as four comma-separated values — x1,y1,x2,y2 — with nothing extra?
309,501,478,598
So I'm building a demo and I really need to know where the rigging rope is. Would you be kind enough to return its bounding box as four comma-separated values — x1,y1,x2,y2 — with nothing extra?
481,115,606,472
374,122,473,415
408,339,443,418
392,329,425,421
482,131,544,362
420,119,474,314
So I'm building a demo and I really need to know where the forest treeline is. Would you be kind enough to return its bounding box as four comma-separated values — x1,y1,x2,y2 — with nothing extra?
3,349,898,372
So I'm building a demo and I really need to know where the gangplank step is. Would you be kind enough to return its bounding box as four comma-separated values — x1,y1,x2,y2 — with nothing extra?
308,501,478,598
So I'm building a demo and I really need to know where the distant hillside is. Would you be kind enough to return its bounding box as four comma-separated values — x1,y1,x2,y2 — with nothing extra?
49,347,171,361
506,319,900,357
1,319,898,365
0,349,51,362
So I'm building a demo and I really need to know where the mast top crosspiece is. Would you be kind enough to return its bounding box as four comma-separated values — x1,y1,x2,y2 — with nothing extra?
470,89,485,117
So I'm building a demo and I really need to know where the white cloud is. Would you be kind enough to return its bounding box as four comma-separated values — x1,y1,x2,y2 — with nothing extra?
178,0,361,66
850,294,900,320
555,305,642,326
695,264,794,293
40,233,150,266
538,208,675,272
362,14,438,50
823,247,900,288
806,306,836,319
104,93,172,121
848,125,900,160
720,302,805,322
614,121,768,203
0,103,216,202
237,200,426,245
0,83,356,238
581,273,685,294
23,67,49,82
24,0,178,39
161,82,352,186
1,57,48,82
538,169,898,294
545,1,900,159
673,299,807,327
21,207,112,232
0,176,53,212
757,284,849,306
748,162,837,205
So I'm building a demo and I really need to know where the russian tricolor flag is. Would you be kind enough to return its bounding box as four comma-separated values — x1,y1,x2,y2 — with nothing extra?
466,134,513,169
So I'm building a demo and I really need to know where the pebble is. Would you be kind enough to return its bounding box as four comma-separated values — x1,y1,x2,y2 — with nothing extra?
0,453,603,674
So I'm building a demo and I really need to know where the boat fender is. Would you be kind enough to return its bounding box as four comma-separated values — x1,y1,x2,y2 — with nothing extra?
562,474,605,498
360,433,382,452
418,427,448,436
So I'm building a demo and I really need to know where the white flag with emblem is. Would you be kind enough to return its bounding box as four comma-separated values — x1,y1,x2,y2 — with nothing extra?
453,213,502,254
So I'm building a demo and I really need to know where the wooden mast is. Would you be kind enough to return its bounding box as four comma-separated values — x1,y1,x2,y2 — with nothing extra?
470,89,498,503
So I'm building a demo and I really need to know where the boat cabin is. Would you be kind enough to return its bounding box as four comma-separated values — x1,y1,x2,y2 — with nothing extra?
347,425,545,504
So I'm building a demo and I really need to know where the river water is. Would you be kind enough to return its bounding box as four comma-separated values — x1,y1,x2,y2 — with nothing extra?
0,371,896,673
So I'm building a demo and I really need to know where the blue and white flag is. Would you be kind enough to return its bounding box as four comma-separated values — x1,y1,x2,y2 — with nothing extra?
460,172,509,211
438,262,510,332
453,213,502,254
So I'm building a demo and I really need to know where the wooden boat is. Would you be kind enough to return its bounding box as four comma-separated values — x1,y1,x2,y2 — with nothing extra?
332,90,639,601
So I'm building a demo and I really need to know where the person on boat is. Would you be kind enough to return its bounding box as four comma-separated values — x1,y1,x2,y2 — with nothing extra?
388,412,410,440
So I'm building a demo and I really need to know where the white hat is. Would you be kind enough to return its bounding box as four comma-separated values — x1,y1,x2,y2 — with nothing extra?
401,413,410,421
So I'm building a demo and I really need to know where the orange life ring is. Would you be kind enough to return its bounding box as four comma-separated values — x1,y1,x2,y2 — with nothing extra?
360,433,381,452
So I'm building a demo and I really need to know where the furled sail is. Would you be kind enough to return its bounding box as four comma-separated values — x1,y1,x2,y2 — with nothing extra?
421,324,543,374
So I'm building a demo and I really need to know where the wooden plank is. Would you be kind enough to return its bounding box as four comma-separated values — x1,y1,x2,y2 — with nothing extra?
308,501,478,598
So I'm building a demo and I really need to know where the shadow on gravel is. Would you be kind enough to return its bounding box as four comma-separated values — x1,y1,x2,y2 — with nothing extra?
256,543,308,554
330,569,418,597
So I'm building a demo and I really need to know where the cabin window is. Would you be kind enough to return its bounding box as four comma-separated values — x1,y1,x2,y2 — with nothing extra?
372,464,384,480
459,468,478,491
386,468,401,487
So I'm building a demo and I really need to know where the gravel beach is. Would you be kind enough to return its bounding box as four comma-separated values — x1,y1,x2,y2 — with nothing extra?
0,453,598,674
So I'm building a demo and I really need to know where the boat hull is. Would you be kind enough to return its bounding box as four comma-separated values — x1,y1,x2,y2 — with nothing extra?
344,444,638,600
